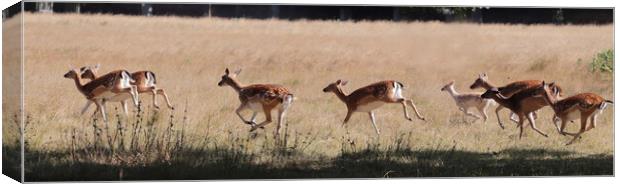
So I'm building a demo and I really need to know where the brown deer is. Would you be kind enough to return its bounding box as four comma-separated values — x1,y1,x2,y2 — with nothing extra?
480,86,552,139
217,68,294,139
470,73,563,129
535,81,613,145
80,64,174,115
323,80,425,135
64,68,139,122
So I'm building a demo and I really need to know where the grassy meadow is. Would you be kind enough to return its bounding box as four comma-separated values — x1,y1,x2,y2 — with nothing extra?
2,13,614,180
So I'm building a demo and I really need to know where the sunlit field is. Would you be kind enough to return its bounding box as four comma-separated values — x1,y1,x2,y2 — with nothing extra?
3,13,613,180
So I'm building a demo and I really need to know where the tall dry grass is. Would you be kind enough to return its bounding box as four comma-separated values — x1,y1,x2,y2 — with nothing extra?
7,13,615,179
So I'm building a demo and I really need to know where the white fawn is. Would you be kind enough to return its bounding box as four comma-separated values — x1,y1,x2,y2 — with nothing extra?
64,68,139,122
535,81,613,145
217,68,294,139
323,80,425,135
470,73,563,129
80,64,174,115
441,81,495,122
481,86,553,139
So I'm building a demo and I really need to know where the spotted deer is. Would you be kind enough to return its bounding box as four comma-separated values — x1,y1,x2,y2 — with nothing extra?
64,68,139,122
441,81,495,122
80,64,174,115
535,81,613,145
323,80,425,135
218,68,294,139
470,73,563,129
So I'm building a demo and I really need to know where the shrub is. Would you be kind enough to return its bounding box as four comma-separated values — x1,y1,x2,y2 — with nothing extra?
590,49,613,73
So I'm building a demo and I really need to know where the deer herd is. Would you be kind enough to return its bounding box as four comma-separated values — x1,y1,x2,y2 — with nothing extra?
64,66,613,146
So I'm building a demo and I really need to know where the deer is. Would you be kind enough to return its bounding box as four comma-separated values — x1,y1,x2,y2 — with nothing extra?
64,67,139,122
441,81,495,122
322,79,425,135
535,81,613,145
480,86,555,139
217,68,294,139
79,64,174,115
470,73,563,129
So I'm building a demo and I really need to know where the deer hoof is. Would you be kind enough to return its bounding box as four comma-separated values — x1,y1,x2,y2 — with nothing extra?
406,117,413,121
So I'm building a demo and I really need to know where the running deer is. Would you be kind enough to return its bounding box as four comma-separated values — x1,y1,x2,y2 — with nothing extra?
323,80,425,135
64,68,139,122
470,73,563,129
481,87,552,139
441,81,495,122
535,81,613,145
80,64,174,115
217,68,294,139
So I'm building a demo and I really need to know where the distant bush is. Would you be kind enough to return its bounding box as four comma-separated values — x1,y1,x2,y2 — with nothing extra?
590,49,613,73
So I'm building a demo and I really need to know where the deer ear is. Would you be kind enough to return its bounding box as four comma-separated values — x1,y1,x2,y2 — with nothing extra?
225,68,230,75
94,63,100,70
340,80,348,86
234,69,242,75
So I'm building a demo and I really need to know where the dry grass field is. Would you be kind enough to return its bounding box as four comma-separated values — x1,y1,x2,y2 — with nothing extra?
2,13,614,180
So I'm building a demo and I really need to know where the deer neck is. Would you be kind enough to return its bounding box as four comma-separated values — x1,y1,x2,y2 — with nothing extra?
491,94,514,110
481,81,495,90
541,89,560,113
71,75,88,96
228,78,245,92
332,87,349,104
445,86,459,97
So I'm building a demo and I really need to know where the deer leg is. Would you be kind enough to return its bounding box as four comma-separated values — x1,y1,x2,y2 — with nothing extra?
151,88,160,109
251,108,273,132
462,108,481,119
274,108,288,139
566,115,588,145
509,112,520,124
586,114,598,131
249,112,258,124
80,101,93,115
235,104,253,125
120,100,129,116
342,109,353,127
368,111,380,135
559,119,575,136
406,99,425,121
532,111,538,120
495,106,505,129
526,112,548,137
552,115,562,134
94,99,107,122
129,86,140,107
156,88,174,110
517,114,525,139
399,100,413,121
478,105,488,123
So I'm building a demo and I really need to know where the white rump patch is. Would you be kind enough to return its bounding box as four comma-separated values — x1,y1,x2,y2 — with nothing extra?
146,72,156,87
120,72,132,89
392,82,404,99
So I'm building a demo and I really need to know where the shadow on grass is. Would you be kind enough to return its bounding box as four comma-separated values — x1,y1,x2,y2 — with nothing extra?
9,144,612,181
